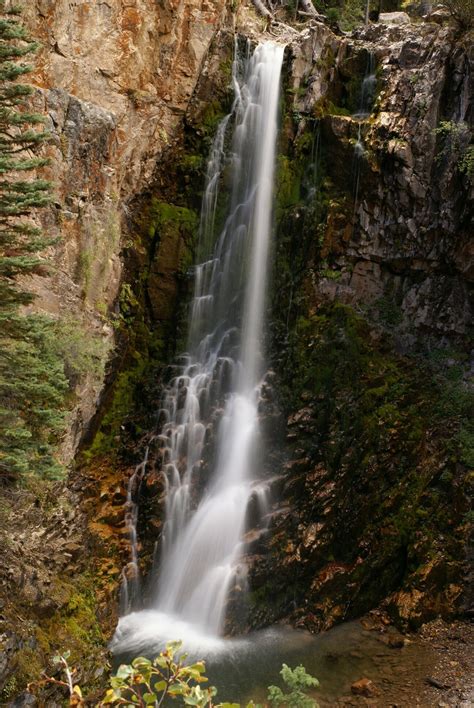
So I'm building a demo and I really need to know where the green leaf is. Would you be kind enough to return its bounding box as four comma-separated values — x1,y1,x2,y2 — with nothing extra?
153,681,167,692
188,661,206,674
102,688,120,704
143,693,158,705
154,656,168,669
132,656,152,669
166,640,183,655
110,676,126,689
116,663,134,679
167,684,185,696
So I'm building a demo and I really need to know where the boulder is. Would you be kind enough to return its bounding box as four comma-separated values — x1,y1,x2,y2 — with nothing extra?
351,678,377,696
379,11,411,24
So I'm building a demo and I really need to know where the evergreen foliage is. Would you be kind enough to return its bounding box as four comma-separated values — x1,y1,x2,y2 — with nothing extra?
0,2,67,483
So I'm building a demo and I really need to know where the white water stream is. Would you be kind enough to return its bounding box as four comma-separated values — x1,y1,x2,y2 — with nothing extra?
113,40,284,651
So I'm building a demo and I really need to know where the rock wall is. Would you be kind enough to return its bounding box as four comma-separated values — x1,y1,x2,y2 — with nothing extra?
21,0,230,463
246,15,473,633
1,3,236,701
289,18,472,345
83,12,472,638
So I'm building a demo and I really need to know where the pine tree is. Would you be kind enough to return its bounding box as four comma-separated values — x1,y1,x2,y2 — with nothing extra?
0,2,67,484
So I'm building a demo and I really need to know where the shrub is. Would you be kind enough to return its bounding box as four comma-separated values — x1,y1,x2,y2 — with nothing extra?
30,642,320,707
443,0,474,28
268,664,320,708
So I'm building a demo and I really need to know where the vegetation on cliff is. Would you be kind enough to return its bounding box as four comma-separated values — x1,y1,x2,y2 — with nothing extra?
0,1,67,481
0,3,110,483
253,0,474,30
0,4,471,705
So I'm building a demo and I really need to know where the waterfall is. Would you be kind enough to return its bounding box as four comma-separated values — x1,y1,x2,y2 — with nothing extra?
115,40,285,645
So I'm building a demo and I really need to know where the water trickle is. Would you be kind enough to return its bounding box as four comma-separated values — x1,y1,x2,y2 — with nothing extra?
120,446,149,615
353,52,376,120
351,52,376,222
114,40,285,644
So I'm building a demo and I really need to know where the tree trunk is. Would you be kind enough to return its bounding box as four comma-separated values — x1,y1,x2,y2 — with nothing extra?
299,0,318,16
251,0,272,18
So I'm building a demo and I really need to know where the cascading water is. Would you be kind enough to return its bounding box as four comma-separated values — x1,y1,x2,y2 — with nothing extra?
352,52,376,221
112,40,284,652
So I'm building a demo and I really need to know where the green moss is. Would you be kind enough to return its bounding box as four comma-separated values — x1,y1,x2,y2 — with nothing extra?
150,201,198,228
3,649,42,700
86,358,148,459
276,155,302,212
198,100,227,138
320,267,342,281
219,56,233,81
178,154,204,172
2,570,106,701
313,98,351,118
146,199,197,237
376,295,404,327
326,102,352,117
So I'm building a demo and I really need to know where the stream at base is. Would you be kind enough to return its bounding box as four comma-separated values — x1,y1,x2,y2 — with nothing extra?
111,614,435,705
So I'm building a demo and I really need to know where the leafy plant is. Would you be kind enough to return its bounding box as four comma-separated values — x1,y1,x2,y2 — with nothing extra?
101,641,215,707
30,642,320,707
268,664,319,708
434,121,473,182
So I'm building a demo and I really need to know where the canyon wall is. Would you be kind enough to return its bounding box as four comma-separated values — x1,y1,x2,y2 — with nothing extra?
248,15,472,633
1,3,472,702
22,0,230,462
1,2,234,700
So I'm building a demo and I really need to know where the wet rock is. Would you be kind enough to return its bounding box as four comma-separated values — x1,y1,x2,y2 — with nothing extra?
351,677,377,696
388,635,407,649
426,677,451,690
427,7,451,23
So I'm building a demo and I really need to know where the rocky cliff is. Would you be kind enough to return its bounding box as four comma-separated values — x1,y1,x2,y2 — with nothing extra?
1,1,234,700
247,13,473,633
1,3,472,703
21,0,230,463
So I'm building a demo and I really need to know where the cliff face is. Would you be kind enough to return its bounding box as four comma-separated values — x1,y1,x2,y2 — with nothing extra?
1,4,472,702
294,19,473,344
1,2,234,701
77,10,472,637
22,0,229,463
247,15,472,633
